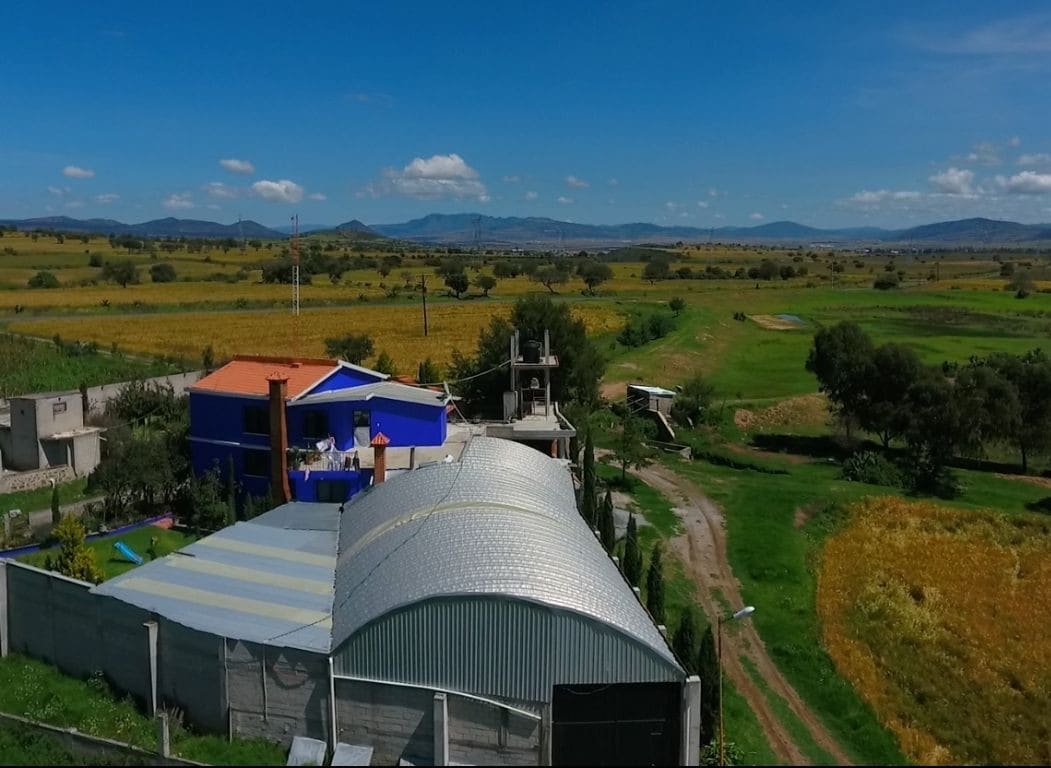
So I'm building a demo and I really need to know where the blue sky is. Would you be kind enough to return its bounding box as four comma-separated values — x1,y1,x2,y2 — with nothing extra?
3,1,1051,229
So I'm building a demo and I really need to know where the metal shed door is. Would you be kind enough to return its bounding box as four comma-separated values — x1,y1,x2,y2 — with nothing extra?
551,682,680,766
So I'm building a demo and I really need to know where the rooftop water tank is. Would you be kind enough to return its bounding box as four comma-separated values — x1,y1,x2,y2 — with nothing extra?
522,340,542,364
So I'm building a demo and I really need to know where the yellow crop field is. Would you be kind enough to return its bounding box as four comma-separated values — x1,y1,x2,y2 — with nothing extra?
818,497,1051,765
10,302,622,373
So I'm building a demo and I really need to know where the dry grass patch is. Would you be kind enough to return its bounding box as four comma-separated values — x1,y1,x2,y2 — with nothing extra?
818,496,1051,765
733,393,829,431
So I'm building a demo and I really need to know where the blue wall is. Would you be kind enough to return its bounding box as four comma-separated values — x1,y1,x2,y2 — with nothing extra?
369,398,447,447
190,392,270,447
310,366,383,393
190,440,271,499
289,469,372,502
287,400,364,452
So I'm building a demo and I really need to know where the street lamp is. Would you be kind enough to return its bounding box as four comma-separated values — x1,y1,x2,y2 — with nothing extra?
718,606,756,767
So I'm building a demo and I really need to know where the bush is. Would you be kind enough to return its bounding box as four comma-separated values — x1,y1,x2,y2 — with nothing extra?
841,451,902,487
873,273,900,290
149,263,177,283
618,311,677,347
27,270,60,289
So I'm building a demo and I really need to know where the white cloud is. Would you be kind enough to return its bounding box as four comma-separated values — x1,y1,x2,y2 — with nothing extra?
307,192,327,201
205,182,240,199
843,189,922,206
997,171,1051,194
63,165,95,179
565,175,589,189
47,185,71,197
365,153,488,200
94,193,119,204
965,141,1002,166
1018,153,1051,166
65,200,85,209
1009,136,1022,147
207,203,222,210
557,196,574,205
664,201,679,211
749,212,764,221
525,190,538,201
708,187,722,197
928,167,975,195
251,179,305,203
502,175,521,184
219,158,255,174
696,200,709,208
679,211,690,219
163,193,194,210
607,178,619,187
914,14,1051,55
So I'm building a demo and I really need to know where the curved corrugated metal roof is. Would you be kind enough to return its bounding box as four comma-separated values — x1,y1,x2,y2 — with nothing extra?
333,437,677,668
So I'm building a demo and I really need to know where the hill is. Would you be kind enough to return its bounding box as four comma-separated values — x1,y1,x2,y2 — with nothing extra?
0,216,285,239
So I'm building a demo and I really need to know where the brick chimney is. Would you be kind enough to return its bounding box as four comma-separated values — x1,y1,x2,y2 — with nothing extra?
371,432,390,485
268,374,292,505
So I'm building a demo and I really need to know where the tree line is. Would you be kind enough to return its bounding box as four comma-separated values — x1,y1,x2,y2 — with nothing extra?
808,321,1051,490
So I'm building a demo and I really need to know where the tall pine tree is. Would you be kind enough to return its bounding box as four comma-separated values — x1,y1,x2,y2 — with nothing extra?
623,513,642,586
672,608,698,674
697,625,720,748
645,541,665,624
226,454,238,525
581,427,597,526
50,482,61,527
599,486,616,553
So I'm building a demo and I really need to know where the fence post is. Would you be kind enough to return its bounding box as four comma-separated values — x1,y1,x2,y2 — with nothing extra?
143,621,158,716
539,703,552,766
156,712,171,758
0,561,8,658
433,692,448,766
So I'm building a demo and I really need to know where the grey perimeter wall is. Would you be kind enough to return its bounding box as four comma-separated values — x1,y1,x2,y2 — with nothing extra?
0,371,204,418
0,464,75,496
1,561,546,765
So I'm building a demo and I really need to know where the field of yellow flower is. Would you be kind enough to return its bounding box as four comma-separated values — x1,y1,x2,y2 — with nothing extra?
10,302,622,373
818,496,1051,765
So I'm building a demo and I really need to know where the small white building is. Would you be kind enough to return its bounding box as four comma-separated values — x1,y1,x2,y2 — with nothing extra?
0,391,101,475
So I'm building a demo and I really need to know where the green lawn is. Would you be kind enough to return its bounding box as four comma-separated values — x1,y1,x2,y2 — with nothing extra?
0,478,90,516
0,720,134,765
19,525,194,580
0,655,285,764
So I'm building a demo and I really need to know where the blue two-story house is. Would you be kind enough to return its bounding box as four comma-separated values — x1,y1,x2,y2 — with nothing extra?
188,355,450,504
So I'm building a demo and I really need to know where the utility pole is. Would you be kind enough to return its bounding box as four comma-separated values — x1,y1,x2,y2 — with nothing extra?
419,274,429,337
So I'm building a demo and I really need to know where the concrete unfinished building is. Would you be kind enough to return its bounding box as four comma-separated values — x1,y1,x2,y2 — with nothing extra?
0,437,700,765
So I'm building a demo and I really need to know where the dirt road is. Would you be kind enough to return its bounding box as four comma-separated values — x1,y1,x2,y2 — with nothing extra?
632,461,852,766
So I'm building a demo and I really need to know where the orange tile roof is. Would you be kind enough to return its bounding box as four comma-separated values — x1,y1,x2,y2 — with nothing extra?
191,356,338,398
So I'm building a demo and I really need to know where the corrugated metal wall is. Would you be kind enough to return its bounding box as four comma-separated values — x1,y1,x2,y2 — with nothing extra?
332,596,682,705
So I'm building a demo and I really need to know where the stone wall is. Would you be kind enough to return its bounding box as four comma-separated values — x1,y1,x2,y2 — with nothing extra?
0,465,75,497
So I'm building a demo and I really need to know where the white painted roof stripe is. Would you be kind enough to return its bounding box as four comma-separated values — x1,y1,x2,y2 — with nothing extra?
164,556,334,596
193,536,335,567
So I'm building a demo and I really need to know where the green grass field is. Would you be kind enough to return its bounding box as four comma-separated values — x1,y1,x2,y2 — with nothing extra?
0,478,90,517
20,525,193,580
0,655,284,764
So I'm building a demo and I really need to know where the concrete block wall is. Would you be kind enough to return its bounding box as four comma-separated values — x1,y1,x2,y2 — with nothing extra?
82,371,205,416
448,695,540,766
158,622,225,734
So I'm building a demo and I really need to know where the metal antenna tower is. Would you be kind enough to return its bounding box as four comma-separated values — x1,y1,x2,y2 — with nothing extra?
291,214,301,356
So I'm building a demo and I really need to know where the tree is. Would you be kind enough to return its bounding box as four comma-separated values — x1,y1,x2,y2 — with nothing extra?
101,259,139,287
672,608,698,674
226,454,238,525
27,270,59,289
859,343,921,447
175,464,230,535
492,260,521,278
325,333,374,365
531,265,568,294
953,362,1018,459
614,414,653,482
671,374,715,427
805,322,874,439
53,515,103,584
88,252,104,267
417,357,442,384
669,297,686,316
444,270,470,298
373,350,397,376
599,486,615,553
474,273,497,297
578,261,613,294
642,258,671,283
581,428,597,526
902,368,959,493
202,344,215,372
1009,269,1035,298
50,482,61,527
697,625,719,748
985,350,1051,473
623,512,642,587
645,542,665,624
449,296,605,414
149,262,177,283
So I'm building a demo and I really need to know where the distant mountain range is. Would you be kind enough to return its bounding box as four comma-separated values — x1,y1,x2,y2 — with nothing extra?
371,214,1051,247
3,213,1051,247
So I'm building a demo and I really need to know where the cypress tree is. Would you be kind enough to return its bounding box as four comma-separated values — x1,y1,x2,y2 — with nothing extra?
672,607,698,674
697,625,720,748
623,513,642,586
599,486,616,553
581,428,597,526
226,454,238,525
50,482,61,527
645,541,665,624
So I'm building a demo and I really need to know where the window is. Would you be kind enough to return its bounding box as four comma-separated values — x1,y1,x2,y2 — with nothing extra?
303,410,328,440
315,479,348,503
352,410,370,429
243,449,270,477
52,402,68,417
244,405,270,435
